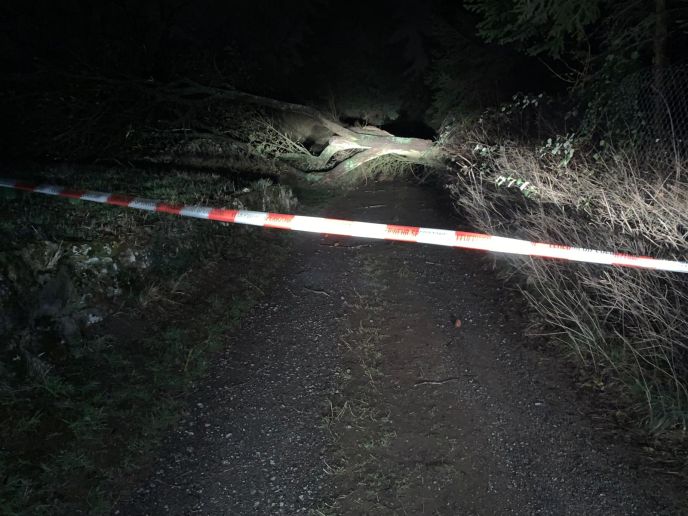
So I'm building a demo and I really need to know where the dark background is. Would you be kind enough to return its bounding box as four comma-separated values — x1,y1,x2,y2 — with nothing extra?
0,1,552,151
1,0,686,158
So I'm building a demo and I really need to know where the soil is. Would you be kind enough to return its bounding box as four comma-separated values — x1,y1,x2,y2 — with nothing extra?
114,182,683,515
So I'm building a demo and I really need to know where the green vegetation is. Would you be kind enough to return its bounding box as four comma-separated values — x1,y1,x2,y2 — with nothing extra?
0,166,295,514
3,0,688,504
430,1,687,128
428,1,688,448
439,99,688,437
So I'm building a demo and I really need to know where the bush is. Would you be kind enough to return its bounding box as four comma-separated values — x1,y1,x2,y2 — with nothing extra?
0,165,296,513
443,126,688,432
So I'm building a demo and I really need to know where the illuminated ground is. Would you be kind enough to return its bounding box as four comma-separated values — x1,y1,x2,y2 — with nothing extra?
114,183,680,514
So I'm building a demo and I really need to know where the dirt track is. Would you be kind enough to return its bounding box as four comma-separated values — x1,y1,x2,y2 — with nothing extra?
116,183,679,515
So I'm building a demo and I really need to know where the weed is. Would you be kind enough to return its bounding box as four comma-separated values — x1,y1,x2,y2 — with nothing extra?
444,126,688,434
345,154,416,185
0,164,294,513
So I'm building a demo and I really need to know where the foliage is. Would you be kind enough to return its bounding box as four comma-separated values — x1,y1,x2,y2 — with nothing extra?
453,0,688,150
537,134,576,167
583,63,688,166
465,0,603,60
442,120,688,438
0,166,296,514
427,10,531,123
463,0,670,77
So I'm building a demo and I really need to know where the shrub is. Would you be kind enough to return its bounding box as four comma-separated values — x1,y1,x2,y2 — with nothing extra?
444,127,688,432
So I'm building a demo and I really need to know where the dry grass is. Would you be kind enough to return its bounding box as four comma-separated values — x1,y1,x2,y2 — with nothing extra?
346,154,416,185
245,116,311,159
444,133,688,432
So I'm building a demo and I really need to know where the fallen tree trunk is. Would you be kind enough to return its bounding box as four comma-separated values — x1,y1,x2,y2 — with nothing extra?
150,80,443,182
4,70,443,180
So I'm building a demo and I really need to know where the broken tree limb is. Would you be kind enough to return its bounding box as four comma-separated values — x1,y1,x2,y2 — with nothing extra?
17,68,442,180
157,79,359,140
318,135,440,182
149,79,442,179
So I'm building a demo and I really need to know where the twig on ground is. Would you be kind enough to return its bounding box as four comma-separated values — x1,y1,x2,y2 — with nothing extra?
304,287,330,297
319,242,372,249
240,278,265,295
413,377,461,387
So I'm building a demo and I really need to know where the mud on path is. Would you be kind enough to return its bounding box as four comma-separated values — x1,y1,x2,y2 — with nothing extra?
116,183,680,515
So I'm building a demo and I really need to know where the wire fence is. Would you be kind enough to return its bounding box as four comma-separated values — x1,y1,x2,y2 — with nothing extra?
605,64,688,166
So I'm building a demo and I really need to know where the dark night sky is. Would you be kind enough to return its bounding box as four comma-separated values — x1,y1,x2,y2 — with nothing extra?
2,2,429,90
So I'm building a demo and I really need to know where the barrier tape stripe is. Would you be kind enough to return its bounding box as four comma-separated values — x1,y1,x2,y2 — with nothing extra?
2,178,687,274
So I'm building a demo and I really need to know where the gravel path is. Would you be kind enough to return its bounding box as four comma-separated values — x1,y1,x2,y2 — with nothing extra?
116,183,680,515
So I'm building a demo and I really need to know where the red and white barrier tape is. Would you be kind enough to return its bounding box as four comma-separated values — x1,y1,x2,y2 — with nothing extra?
2,178,687,274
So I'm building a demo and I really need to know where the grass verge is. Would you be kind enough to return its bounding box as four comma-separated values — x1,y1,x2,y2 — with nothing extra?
0,164,295,514
439,121,688,469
